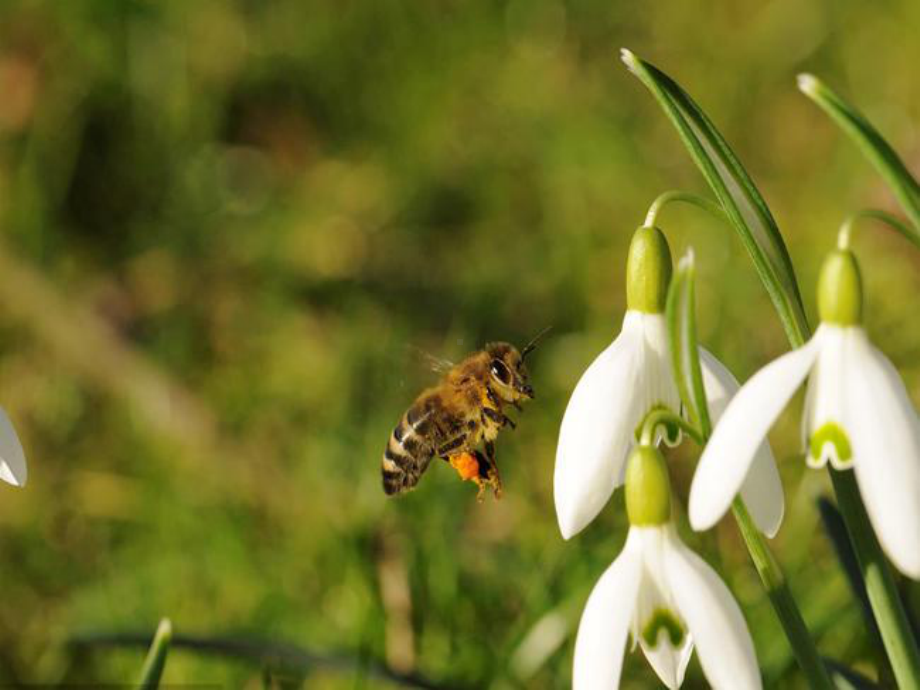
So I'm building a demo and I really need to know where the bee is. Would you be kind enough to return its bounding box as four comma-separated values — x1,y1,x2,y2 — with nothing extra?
382,329,549,500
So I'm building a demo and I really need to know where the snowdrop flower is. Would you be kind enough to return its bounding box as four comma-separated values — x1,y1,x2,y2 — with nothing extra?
554,227,783,539
574,444,761,689
0,407,26,488
691,247,920,578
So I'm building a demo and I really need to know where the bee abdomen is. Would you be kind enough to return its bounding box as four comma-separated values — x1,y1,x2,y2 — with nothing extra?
382,416,431,495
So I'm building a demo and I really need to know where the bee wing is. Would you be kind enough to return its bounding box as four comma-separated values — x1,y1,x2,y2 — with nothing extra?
407,345,455,375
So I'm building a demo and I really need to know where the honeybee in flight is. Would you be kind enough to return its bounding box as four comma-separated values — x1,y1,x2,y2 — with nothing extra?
382,329,549,500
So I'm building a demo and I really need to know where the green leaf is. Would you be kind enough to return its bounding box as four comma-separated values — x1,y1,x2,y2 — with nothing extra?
137,618,172,689
798,74,920,236
665,250,710,438
621,49,810,348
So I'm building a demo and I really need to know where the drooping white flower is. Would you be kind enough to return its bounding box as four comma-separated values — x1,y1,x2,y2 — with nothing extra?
574,446,762,690
0,406,26,487
691,248,920,578
555,308,678,539
554,226,783,539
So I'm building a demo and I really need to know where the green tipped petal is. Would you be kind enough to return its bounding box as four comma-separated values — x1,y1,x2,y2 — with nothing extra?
642,608,686,648
809,422,853,469
626,446,672,526
627,226,673,314
818,249,863,326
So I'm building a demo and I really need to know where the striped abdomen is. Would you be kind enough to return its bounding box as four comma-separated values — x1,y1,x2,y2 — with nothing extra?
382,402,438,495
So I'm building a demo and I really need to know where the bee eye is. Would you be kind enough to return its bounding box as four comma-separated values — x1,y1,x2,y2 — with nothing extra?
490,359,511,385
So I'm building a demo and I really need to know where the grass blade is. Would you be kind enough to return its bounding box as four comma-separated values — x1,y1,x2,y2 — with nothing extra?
621,49,810,348
798,74,920,235
137,618,172,689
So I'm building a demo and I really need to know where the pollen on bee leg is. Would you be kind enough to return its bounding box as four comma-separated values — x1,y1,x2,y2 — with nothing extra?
449,452,481,481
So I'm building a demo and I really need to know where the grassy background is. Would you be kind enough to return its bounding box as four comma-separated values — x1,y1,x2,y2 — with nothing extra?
1,0,919,687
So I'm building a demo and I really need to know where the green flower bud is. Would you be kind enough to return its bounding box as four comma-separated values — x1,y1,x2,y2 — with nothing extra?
625,445,671,526
817,249,863,326
626,226,673,314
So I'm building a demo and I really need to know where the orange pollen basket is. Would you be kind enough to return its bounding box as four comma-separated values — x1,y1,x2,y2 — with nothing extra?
449,452,481,481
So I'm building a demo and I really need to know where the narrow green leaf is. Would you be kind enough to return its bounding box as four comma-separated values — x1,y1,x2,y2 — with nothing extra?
621,49,810,348
798,74,920,235
137,618,172,689
665,250,710,437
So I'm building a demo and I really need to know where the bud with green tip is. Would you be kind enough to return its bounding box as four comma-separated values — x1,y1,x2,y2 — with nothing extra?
817,249,862,326
626,225,672,314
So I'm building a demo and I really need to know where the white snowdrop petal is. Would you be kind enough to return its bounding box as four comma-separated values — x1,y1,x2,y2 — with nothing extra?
699,349,784,537
664,530,762,690
689,332,822,532
554,314,644,539
640,632,693,690
804,327,850,469
631,528,693,689
573,533,643,690
847,331,920,579
640,313,682,424
0,406,26,487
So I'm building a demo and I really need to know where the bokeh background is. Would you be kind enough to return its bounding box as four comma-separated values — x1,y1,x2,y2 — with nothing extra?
1,0,919,687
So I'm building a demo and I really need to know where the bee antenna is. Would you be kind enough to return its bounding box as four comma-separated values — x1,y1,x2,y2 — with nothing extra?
521,326,552,360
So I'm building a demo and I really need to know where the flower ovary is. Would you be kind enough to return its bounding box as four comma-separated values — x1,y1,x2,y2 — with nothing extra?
817,249,863,326
625,445,672,526
626,225,673,314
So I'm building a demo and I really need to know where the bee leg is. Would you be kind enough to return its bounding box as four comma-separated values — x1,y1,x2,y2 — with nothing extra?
483,407,515,431
467,451,490,502
483,442,503,499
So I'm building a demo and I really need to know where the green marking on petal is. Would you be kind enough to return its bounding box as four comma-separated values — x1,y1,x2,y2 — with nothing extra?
641,608,685,648
809,422,853,468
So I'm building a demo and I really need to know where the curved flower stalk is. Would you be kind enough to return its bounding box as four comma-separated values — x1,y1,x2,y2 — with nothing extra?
691,247,920,578
574,445,761,689
554,227,783,539
0,407,26,488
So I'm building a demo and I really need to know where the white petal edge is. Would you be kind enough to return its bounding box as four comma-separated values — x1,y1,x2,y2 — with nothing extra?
846,330,920,579
664,529,762,690
639,622,693,690
573,532,643,690
0,406,26,487
699,348,785,537
554,314,643,539
689,331,824,532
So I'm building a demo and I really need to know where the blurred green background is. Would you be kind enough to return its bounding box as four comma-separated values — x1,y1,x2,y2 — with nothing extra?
1,0,919,687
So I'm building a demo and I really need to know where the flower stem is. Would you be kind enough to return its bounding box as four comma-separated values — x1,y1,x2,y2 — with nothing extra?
638,407,704,447
644,190,728,228
837,209,919,251
829,469,920,689
731,499,835,690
